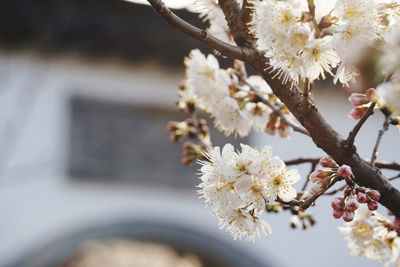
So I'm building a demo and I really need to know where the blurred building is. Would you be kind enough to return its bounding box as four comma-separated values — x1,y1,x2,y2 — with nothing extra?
0,1,398,267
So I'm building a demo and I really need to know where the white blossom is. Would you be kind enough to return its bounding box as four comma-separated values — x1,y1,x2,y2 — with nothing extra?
197,143,300,241
184,49,230,113
375,73,400,117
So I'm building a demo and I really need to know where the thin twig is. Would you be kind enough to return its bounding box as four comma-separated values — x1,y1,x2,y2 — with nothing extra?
146,0,255,62
244,81,310,136
256,93,309,136
389,174,400,181
324,184,347,195
371,114,391,166
285,157,320,166
301,177,341,209
375,161,400,171
346,102,376,146
302,161,318,191
307,0,321,38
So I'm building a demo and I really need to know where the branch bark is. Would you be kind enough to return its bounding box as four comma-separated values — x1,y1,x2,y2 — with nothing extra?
147,0,400,219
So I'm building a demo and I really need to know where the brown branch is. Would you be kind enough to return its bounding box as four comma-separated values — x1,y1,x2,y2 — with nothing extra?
147,0,400,219
219,0,255,47
146,0,255,61
346,102,376,146
371,114,391,166
301,177,341,209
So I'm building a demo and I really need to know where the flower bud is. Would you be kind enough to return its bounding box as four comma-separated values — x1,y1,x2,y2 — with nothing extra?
365,88,376,98
319,157,337,168
368,201,378,211
357,192,368,203
333,209,344,219
346,198,359,211
349,107,367,120
311,182,325,195
309,169,331,183
367,190,381,201
348,93,370,106
318,13,339,29
279,123,291,139
338,165,353,179
331,197,344,210
343,210,355,222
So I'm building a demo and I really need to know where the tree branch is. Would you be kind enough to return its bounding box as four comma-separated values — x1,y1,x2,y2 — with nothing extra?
147,0,400,219
346,102,376,146
146,0,255,61
371,114,390,166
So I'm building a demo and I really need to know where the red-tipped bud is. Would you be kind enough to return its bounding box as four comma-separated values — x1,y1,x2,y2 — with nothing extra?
368,201,378,211
343,210,355,222
331,197,344,210
357,192,368,203
279,123,291,139
309,170,331,183
319,157,337,168
338,165,353,179
346,198,359,211
349,107,367,120
367,190,381,201
365,88,376,98
348,93,370,106
333,209,344,219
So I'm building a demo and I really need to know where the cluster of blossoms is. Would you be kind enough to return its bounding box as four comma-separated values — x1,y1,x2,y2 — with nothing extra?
197,143,300,241
339,205,400,266
183,49,294,138
249,0,400,86
332,187,381,222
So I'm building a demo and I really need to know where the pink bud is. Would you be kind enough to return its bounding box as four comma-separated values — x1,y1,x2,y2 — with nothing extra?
309,170,331,183
368,201,378,211
349,107,367,120
367,190,380,201
338,165,353,179
343,210,355,222
279,123,291,139
348,93,370,106
319,157,337,168
331,197,344,210
365,88,376,98
357,192,368,203
333,209,344,219
346,198,359,211
311,182,325,195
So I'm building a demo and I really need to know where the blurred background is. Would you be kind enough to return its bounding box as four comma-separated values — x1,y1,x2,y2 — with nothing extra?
0,1,398,267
